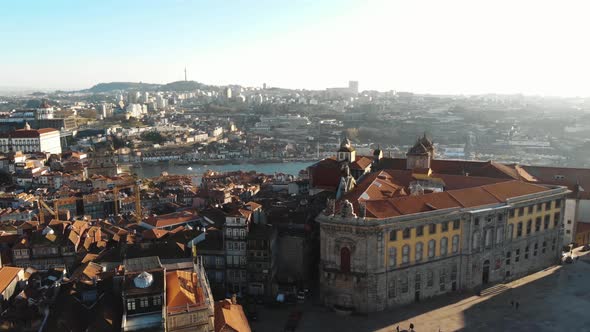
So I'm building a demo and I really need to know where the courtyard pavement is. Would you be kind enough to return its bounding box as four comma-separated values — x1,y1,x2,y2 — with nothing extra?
251,247,590,332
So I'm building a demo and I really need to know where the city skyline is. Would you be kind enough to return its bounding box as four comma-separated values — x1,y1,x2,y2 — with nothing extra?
3,0,590,96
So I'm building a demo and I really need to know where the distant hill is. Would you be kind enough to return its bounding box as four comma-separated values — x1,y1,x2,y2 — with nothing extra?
82,82,161,93
80,80,209,93
159,80,209,91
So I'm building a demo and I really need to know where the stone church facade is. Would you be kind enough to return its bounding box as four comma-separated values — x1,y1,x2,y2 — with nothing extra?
319,185,567,313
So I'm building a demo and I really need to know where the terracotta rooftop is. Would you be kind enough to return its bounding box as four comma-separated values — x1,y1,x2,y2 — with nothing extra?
0,266,23,293
144,210,199,228
350,180,552,219
214,299,251,332
166,270,206,314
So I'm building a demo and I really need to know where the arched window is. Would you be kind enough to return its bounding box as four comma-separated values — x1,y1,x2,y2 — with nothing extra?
440,237,448,256
452,235,459,254
428,239,436,259
415,242,423,262
472,231,480,249
340,247,351,272
402,244,410,264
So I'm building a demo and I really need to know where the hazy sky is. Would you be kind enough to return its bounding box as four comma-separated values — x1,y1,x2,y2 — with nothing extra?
1,0,590,96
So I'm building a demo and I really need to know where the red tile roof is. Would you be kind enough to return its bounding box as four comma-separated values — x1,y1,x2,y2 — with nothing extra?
348,181,552,219
166,270,206,314
214,299,251,332
0,266,23,293
144,210,199,228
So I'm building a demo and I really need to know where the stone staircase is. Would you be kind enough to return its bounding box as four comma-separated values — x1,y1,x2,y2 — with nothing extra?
479,283,510,297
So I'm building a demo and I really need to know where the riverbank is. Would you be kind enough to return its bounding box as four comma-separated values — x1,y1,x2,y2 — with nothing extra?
132,160,316,179
133,158,319,166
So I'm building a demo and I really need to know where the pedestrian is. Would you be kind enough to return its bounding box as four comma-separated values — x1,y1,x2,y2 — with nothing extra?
396,326,400,332
515,301,519,310
409,323,415,332
510,300,514,307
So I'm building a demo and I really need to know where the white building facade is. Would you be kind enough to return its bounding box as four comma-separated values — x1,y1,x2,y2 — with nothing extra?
0,127,61,154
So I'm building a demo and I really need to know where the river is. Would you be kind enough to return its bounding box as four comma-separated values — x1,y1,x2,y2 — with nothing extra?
133,161,316,179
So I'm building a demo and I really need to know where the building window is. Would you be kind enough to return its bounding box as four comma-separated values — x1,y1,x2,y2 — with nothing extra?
556,199,562,208
472,231,480,250
524,246,529,259
439,268,446,291
508,224,514,240
427,270,434,287
535,217,541,232
528,206,533,214
152,296,161,305
451,265,458,281
440,237,448,256
452,235,459,254
498,214,503,222
474,217,480,226
505,251,511,265
416,225,424,237
442,222,449,232
554,212,561,227
415,242,423,262
388,247,397,267
484,229,492,247
517,223,523,237
402,244,410,264
544,215,550,229
537,203,542,211
140,297,149,308
127,299,136,311
388,278,396,298
518,207,524,217
545,201,552,210
542,241,547,254
509,209,515,218
453,220,460,230
400,275,409,293
389,230,397,241
403,228,411,239
496,227,504,244
340,247,351,272
429,224,436,234
534,243,538,256
428,239,436,259
552,238,556,251
526,220,532,235
515,249,520,262
415,272,421,291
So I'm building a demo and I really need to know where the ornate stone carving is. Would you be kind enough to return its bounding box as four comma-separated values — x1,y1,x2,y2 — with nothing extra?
340,199,357,218
358,202,366,219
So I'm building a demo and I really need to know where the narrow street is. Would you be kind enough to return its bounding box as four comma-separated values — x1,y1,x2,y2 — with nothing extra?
251,248,590,331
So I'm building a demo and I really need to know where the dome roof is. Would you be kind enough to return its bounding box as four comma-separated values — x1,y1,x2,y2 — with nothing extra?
133,271,154,288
